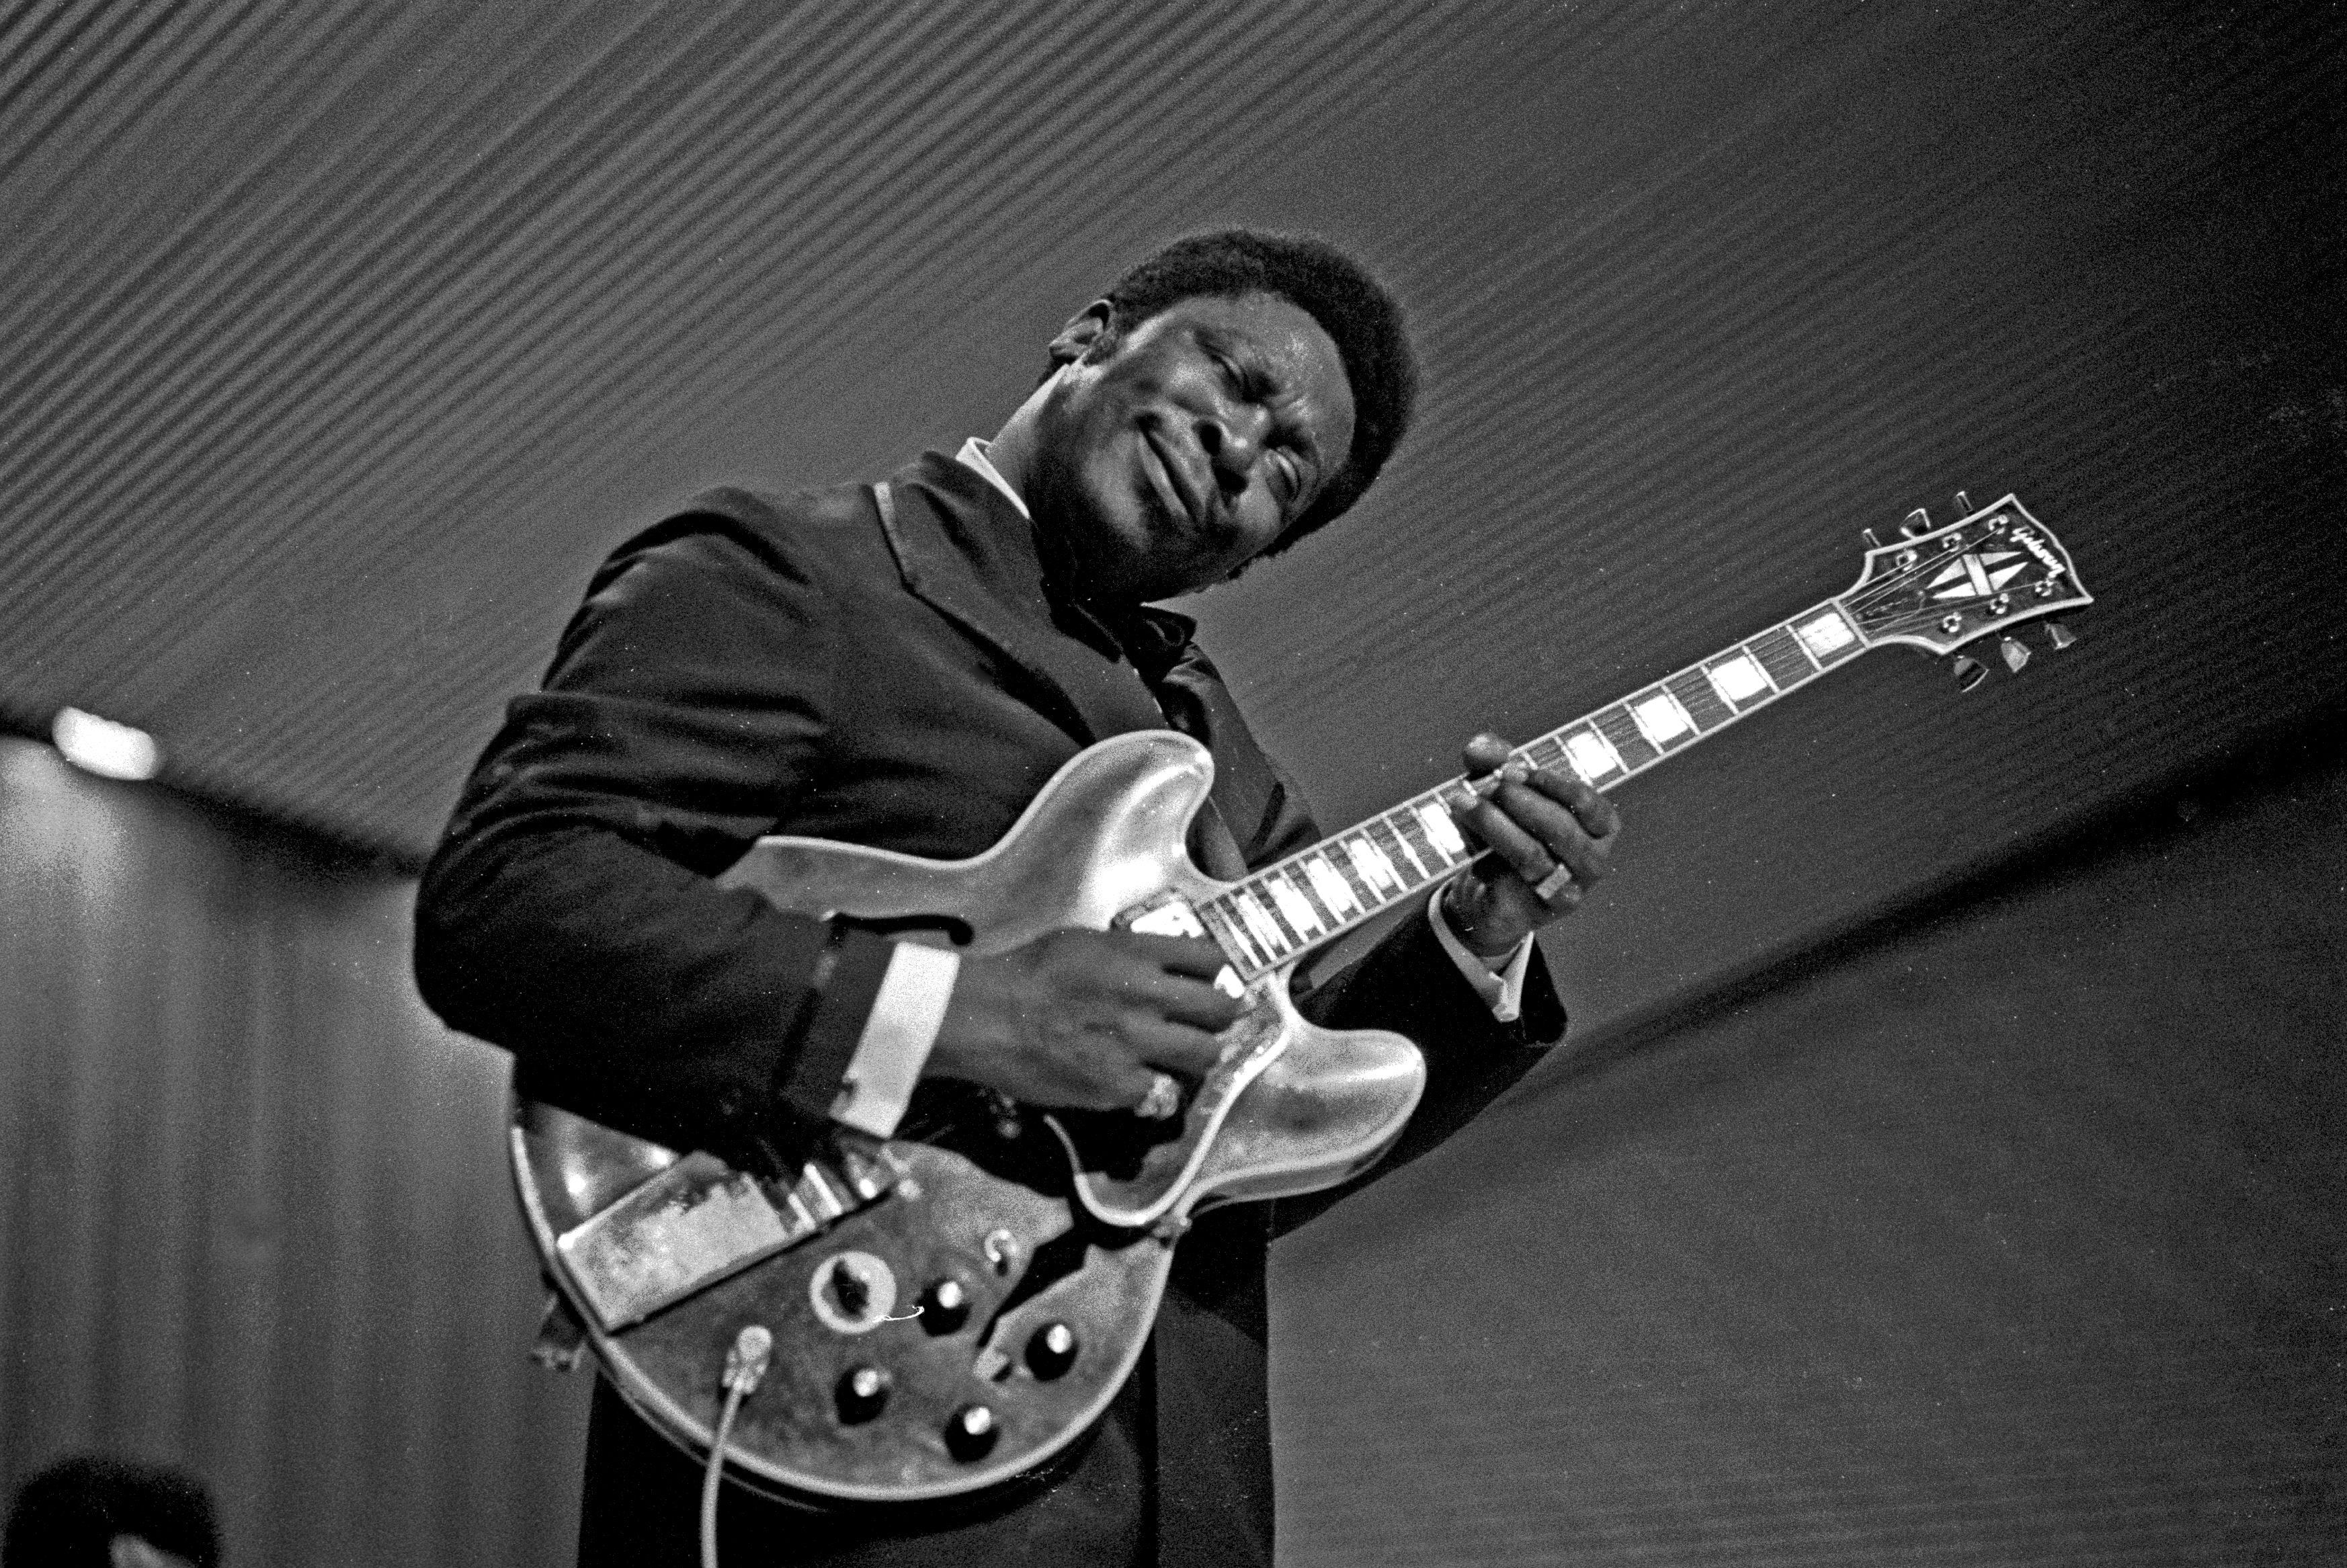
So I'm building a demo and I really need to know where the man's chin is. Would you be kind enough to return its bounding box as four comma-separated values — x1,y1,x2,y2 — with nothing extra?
1030,459,1193,600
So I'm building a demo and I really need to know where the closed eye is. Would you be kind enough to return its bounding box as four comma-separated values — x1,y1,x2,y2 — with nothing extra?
1200,332,1319,511
1270,450,1303,506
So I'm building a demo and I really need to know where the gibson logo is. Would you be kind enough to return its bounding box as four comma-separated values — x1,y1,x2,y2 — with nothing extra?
2008,525,2067,579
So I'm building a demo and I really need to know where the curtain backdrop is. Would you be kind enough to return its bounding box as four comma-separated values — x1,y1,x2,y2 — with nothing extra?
0,735,586,1567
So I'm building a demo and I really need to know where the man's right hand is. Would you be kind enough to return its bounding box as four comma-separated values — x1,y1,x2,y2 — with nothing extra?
923,928,1242,1111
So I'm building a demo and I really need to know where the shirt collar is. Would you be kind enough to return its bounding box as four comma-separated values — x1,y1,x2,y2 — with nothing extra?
942,441,1198,667
954,436,1030,520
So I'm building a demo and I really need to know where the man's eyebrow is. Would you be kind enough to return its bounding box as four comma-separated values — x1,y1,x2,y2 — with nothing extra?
1197,325,1326,466
1194,324,1258,379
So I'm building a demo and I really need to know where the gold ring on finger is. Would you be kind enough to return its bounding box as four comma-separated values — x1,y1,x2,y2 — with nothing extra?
1530,862,1575,905
1135,1072,1183,1120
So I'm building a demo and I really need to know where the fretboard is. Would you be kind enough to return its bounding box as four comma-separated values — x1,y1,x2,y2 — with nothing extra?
1193,595,1871,981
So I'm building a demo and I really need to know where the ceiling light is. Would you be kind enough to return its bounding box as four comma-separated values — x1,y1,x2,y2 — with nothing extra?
52,707,162,781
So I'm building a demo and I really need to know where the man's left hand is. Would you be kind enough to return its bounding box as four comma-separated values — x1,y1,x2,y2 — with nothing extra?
1441,731,1621,957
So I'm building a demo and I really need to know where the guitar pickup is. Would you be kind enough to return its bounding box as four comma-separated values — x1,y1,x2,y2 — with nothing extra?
555,1139,899,1332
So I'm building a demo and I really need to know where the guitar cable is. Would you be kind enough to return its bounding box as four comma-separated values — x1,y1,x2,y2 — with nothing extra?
701,1323,774,1568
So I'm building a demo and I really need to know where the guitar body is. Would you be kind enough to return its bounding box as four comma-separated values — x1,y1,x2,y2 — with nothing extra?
509,731,1428,1507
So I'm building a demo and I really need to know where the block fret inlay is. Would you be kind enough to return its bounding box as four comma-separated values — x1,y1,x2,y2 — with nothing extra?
1197,594,1875,982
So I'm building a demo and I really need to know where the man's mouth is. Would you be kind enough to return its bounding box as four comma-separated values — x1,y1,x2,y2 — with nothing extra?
1140,425,1204,530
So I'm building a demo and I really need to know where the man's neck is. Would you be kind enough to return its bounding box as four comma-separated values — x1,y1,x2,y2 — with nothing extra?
979,370,1059,525
977,386,1124,614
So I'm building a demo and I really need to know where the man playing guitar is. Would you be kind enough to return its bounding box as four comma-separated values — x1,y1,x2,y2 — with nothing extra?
414,229,1618,1567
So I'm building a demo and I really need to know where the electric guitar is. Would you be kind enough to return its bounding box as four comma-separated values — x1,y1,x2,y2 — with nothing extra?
510,494,2092,1507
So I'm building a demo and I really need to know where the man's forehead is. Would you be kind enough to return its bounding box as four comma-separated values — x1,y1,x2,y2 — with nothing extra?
1144,290,1329,351
1151,293,1353,413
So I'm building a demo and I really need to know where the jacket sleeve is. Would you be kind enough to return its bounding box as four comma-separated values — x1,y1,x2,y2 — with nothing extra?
411,512,895,1163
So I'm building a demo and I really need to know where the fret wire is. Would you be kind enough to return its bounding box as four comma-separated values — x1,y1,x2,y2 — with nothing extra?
1194,898,1242,967
1249,868,1301,942
1748,622,1819,690
1258,891,1303,956
1197,897,1263,971
1314,844,1379,914
1738,638,1789,693
1665,668,1735,731
1702,648,1777,711
1280,864,1337,939
1222,842,1384,977
1429,792,1479,862
1788,600,1864,668
1228,886,1294,960
1398,798,1459,870
1367,815,1429,885
1258,829,1392,918
1627,686,1698,751
1371,829,1416,901
1559,724,1622,784
1248,875,1309,949
1593,706,1659,770
1383,807,1436,879
1340,831,1403,907
1291,851,1340,921
1212,891,1268,964
1307,851,1369,922
1272,863,1338,936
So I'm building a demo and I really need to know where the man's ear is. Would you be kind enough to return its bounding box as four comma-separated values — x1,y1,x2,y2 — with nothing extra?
1048,300,1116,367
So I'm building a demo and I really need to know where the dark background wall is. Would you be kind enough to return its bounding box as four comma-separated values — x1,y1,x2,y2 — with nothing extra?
1273,723,2347,1565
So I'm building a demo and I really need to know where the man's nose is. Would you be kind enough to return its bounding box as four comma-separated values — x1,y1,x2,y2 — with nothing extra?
1196,403,1271,496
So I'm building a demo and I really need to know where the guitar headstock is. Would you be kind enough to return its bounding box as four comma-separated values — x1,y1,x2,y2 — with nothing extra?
1844,496,2091,653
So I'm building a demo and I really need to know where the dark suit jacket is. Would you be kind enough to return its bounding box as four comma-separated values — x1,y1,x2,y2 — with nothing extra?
413,453,1564,1567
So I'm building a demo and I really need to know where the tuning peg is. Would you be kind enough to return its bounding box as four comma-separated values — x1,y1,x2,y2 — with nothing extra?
1998,635,2031,673
1862,527,1883,548
2043,620,2077,651
1949,654,1987,692
1953,489,1972,515
1899,507,1932,538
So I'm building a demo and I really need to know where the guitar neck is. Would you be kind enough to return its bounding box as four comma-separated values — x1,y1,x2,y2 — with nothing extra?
1192,595,1871,981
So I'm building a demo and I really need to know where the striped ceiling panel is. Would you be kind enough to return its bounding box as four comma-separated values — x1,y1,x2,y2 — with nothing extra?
1,0,2340,1032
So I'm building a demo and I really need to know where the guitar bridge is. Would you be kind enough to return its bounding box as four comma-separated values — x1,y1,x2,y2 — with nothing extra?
554,1138,899,1332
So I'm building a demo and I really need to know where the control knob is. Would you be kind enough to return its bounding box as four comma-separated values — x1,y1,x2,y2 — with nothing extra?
920,1277,971,1335
835,1364,890,1423
1026,1321,1079,1380
946,1403,998,1460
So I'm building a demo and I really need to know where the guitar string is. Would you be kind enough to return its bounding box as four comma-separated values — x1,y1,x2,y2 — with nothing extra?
1204,536,2073,966
1207,565,1933,964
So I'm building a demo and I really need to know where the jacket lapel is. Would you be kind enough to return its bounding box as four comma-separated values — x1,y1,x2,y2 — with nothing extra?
872,456,1168,746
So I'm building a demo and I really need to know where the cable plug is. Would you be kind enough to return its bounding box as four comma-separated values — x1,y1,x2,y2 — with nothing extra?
722,1324,773,1397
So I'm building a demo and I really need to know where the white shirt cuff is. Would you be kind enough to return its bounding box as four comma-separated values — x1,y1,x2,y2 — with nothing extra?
1427,886,1534,1024
830,943,958,1138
